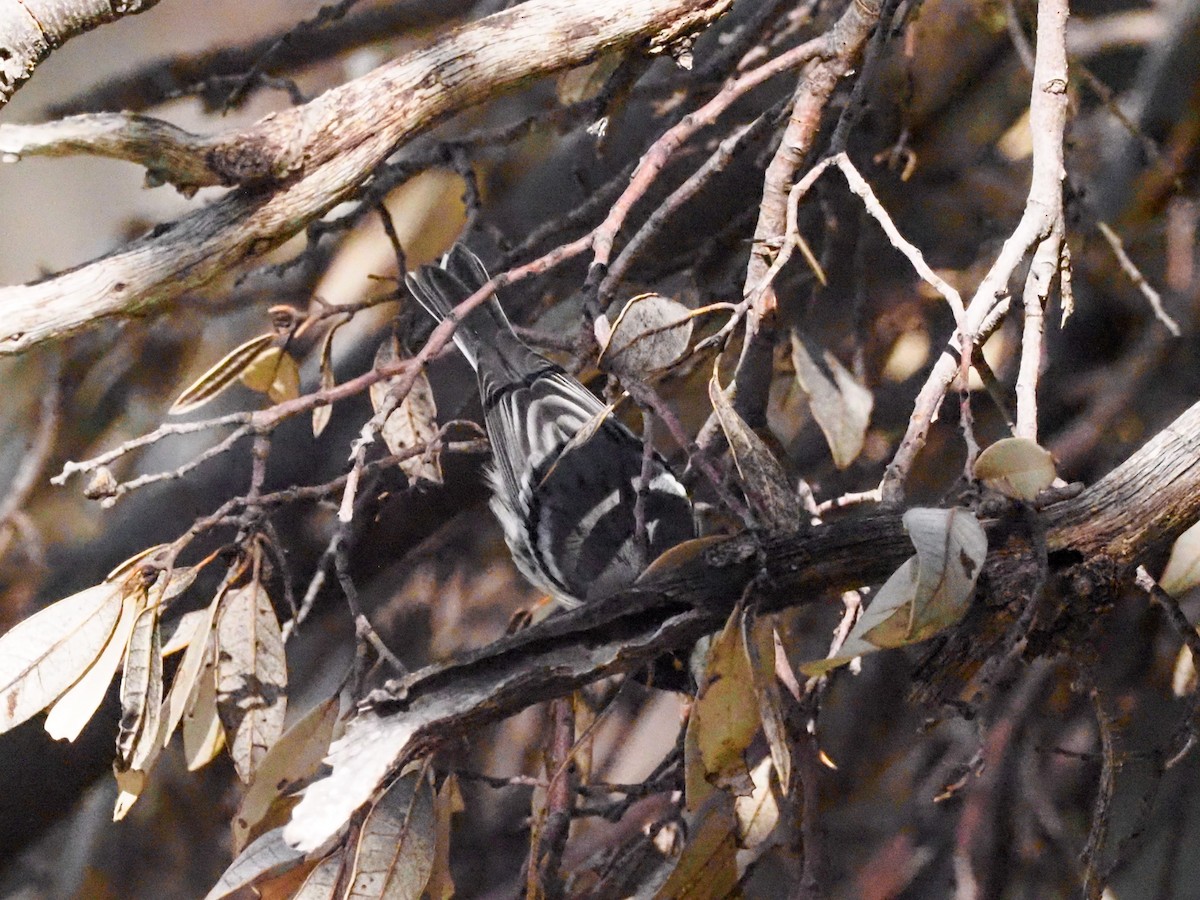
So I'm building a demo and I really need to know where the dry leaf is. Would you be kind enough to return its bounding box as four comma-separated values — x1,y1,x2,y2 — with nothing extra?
183,639,225,771
426,774,464,900
235,694,341,852
160,605,209,657
653,793,739,900
44,588,141,742
170,333,276,415
802,507,986,675
709,372,800,533
203,827,305,900
690,604,757,799
742,614,790,792
240,345,301,405
345,768,436,899
1173,640,1198,697
975,437,1056,500
291,851,347,900
116,606,163,769
162,592,222,747
734,756,779,850
1161,519,1200,597
601,293,694,376
216,581,288,783
0,581,124,734
790,329,873,469
371,338,442,483
312,318,347,438
556,52,623,105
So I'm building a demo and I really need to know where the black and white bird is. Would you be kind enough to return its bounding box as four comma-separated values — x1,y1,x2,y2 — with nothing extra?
406,245,695,606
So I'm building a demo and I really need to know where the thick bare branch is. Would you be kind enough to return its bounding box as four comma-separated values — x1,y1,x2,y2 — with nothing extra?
0,0,732,355
0,0,163,109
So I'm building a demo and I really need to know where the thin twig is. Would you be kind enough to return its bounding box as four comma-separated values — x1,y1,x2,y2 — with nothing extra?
1095,220,1181,336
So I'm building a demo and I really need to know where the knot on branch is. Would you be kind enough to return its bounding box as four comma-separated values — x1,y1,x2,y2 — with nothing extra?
206,133,302,185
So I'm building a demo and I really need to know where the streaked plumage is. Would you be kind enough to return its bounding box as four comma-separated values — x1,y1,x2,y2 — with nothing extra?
406,245,694,606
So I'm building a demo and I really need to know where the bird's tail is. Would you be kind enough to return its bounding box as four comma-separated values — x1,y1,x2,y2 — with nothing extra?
405,244,514,371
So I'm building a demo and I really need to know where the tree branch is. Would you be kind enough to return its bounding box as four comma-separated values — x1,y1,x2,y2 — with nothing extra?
0,0,163,109
286,397,1200,852
0,0,733,355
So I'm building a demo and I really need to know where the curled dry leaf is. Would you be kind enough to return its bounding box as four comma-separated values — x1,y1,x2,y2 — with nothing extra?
117,606,163,770
345,768,436,900
600,293,693,377
371,337,442,484
709,372,800,534
216,581,288,783
203,827,306,900
312,315,349,438
1160,518,1200,597
801,507,987,675
0,580,125,734
975,437,1057,501
169,332,275,415
789,329,873,469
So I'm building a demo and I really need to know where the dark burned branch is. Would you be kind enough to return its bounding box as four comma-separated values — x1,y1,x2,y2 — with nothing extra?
287,400,1200,850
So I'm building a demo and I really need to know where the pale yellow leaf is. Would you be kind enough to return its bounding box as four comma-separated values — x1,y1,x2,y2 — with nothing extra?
345,770,436,900
266,350,301,404
790,329,873,469
1173,641,1198,697
117,606,164,771
160,605,208,657
653,793,739,900
312,320,344,439
691,604,756,797
1161,519,1200,597
975,437,1056,501
0,581,124,733
183,640,225,771
734,757,779,850
170,333,276,415
113,766,147,821
216,581,288,782
381,370,442,484
162,592,221,746
44,589,140,742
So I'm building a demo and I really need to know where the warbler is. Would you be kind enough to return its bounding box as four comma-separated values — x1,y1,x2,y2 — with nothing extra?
406,245,695,606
